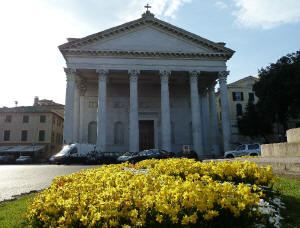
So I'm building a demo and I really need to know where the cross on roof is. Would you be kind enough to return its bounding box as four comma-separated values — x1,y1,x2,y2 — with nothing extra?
144,3,151,12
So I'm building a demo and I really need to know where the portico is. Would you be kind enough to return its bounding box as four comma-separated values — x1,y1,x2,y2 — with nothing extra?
60,10,234,158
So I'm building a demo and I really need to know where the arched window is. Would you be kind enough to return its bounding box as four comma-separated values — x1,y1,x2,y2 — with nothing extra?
88,121,97,144
114,121,124,145
236,104,243,116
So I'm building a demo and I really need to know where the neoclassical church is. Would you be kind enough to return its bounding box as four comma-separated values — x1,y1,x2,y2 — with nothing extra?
59,8,234,159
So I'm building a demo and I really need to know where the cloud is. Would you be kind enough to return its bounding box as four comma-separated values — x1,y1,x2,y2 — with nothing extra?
233,0,300,29
215,1,228,10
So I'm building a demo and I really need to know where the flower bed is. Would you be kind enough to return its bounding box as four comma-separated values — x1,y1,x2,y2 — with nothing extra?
27,159,283,227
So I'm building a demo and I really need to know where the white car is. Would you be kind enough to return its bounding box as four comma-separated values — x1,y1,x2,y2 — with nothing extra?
16,155,33,164
224,143,261,158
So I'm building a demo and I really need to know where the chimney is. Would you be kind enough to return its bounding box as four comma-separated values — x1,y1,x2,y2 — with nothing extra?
34,96,39,106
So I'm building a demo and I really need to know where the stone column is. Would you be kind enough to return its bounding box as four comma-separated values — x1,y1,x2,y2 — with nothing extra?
160,70,172,152
79,78,87,143
129,70,139,153
96,69,108,152
219,71,231,152
63,68,76,144
201,88,210,156
208,82,221,157
189,71,204,158
73,77,80,143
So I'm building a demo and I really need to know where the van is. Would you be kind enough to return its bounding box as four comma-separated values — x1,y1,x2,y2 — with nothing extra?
49,143,96,164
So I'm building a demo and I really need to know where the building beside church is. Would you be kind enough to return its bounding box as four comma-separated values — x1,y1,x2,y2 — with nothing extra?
216,76,259,145
59,9,234,159
0,97,64,159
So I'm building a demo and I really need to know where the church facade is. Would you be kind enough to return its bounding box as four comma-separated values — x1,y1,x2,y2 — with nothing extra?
59,10,234,159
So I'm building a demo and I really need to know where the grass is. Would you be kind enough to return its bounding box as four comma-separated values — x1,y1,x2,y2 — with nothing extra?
0,177,300,227
0,194,35,228
273,177,300,228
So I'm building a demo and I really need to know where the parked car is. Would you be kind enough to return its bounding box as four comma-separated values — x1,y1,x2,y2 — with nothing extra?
0,155,15,164
224,143,261,158
174,151,198,160
117,149,174,164
15,156,33,164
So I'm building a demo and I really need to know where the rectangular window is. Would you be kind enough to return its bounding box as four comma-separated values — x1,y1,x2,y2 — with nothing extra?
5,115,12,123
38,130,45,141
232,92,244,101
21,130,28,141
40,115,46,123
23,115,29,123
4,130,10,141
249,92,255,102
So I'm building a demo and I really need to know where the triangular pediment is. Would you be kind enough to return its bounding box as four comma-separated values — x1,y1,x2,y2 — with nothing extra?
82,27,211,53
59,12,234,59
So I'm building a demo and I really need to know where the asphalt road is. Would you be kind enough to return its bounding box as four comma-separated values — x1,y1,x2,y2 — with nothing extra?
0,164,98,202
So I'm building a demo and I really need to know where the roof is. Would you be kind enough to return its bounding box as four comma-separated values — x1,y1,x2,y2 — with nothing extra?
228,76,259,87
59,11,234,60
0,106,64,119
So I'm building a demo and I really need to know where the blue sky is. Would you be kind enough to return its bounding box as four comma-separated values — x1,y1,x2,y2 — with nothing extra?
0,0,299,107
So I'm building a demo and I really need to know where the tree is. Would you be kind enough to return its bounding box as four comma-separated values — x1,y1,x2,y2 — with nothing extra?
237,101,273,142
253,50,300,131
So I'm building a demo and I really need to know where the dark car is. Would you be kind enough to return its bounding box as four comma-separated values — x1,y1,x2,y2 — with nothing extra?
174,151,198,160
15,155,33,164
117,149,175,164
86,152,124,164
0,155,15,164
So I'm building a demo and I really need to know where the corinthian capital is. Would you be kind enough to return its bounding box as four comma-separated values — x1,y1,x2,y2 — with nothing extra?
159,70,171,83
189,71,200,83
128,70,140,82
96,69,109,81
78,77,87,96
218,71,229,84
64,68,76,82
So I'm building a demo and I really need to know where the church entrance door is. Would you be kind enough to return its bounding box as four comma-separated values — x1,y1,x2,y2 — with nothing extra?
139,120,154,151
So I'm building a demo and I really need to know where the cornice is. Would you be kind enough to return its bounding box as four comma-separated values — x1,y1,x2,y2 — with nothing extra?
59,15,234,59
60,49,231,60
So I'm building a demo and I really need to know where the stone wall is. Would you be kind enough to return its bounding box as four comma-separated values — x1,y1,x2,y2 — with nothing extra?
262,128,300,157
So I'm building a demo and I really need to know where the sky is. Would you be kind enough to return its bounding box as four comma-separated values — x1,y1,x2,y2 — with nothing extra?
0,0,299,107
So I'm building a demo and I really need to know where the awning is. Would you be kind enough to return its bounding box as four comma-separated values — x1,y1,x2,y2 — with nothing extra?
0,145,45,153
